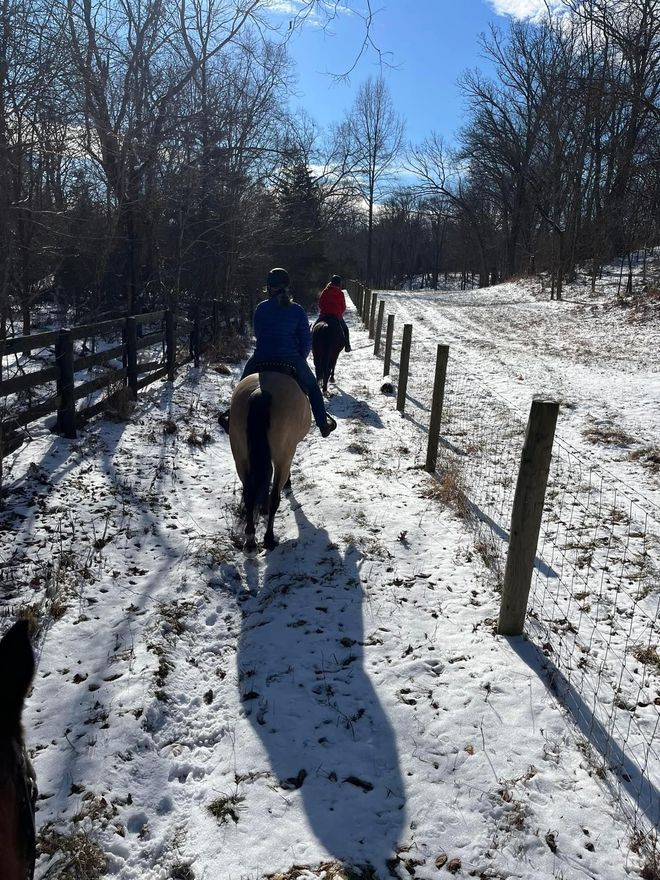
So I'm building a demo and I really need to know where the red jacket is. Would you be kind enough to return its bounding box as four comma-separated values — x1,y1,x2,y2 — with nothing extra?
319,283,346,319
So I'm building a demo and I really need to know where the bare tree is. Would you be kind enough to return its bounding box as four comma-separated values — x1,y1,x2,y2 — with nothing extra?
407,135,492,287
346,75,403,285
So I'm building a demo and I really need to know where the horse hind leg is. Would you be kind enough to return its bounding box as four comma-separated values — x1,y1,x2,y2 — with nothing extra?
263,486,281,550
243,499,258,554
263,464,290,550
329,346,341,383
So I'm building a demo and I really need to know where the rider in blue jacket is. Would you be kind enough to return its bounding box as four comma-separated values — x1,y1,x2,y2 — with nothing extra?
219,268,336,437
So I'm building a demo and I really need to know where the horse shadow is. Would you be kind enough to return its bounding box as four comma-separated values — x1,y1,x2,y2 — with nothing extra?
325,388,385,430
236,496,405,871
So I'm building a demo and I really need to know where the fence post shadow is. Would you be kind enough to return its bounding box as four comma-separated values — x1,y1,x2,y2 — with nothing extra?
507,634,660,831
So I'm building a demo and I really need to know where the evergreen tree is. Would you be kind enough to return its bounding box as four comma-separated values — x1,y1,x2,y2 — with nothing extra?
273,157,326,307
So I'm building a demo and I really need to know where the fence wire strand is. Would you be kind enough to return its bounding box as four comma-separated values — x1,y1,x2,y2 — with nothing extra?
373,293,660,863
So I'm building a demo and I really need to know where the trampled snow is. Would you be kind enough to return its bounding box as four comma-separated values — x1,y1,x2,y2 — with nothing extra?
2,275,659,880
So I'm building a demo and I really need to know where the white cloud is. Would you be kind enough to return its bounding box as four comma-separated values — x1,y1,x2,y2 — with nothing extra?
487,0,565,20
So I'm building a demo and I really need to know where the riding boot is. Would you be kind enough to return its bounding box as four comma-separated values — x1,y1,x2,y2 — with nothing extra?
320,415,337,437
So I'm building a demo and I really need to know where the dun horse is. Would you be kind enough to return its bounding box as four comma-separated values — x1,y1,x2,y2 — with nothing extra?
312,318,345,394
229,371,311,552
0,620,37,880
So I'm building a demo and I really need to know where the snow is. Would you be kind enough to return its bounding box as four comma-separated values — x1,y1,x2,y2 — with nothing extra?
2,275,659,880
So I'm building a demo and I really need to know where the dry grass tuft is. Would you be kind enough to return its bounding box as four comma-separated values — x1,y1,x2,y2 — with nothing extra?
267,863,377,880
421,469,468,518
103,386,135,422
630,445,660,473
17,603,42,638
207,792,244,825
631,644,660,672
39,828,106,879
583,422,635,447
631,829,660,880
187,427,212,447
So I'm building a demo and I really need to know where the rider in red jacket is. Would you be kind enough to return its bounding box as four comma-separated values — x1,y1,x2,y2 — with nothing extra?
317,275,351,351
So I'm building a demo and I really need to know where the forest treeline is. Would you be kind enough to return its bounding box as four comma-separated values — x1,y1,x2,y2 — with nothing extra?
1,0,659,336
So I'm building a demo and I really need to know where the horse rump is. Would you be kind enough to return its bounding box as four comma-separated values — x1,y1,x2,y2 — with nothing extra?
312,316,345,392
229,372,311,551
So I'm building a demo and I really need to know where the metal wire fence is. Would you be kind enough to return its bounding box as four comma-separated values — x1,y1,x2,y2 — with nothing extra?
357,286,660,866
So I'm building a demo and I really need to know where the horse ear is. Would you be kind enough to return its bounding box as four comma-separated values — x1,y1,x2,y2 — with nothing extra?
0,620,35,734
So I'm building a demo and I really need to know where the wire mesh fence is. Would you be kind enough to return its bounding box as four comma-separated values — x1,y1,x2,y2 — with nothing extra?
359,287,660,865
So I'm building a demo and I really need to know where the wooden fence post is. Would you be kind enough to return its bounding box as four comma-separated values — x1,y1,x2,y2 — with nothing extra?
374,301,385,355
193,309,201,368
498,399,560,636
363,288,372,327
165,311,176,381
383,314,395,376
369,293,378,339
212,300,220,346
125,316,138,397
425,344,450,473
55,328,76,438
396,324,413,412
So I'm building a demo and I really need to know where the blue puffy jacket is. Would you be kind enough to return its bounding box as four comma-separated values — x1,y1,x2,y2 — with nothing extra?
252,296,312,359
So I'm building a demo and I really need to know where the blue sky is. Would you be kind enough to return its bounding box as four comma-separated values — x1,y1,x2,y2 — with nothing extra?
282,0,554,146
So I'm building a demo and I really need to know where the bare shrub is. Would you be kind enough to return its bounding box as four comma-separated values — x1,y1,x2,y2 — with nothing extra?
212,330,250,365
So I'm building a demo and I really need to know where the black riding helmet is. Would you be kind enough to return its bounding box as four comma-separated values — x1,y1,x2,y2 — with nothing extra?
267,267,290,291
331,274,342,285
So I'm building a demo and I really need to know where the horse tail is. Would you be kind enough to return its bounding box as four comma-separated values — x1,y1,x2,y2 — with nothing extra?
245,390,273,514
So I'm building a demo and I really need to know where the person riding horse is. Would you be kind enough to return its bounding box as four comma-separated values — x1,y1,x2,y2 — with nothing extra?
314,274,351,352
219,268,336,438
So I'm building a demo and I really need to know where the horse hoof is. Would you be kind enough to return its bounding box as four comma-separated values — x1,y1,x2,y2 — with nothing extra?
243,537,258,555
263,533,278,551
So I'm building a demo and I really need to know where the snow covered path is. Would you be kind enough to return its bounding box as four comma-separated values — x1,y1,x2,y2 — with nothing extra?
1,290,655,880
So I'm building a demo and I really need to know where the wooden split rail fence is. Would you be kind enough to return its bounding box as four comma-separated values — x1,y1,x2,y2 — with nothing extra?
0,303,222,461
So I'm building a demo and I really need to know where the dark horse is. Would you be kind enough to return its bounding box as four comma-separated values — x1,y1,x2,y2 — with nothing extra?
312,317,345,394
229,371,311,553
0,620,36,880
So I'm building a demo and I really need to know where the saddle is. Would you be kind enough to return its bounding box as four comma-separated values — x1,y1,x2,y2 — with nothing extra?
317,313,343,331
250,360,298,379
